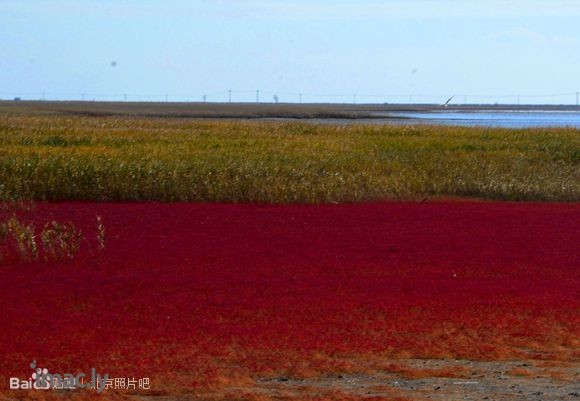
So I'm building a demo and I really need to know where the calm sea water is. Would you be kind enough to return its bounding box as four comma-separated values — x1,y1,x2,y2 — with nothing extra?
392,111,580,128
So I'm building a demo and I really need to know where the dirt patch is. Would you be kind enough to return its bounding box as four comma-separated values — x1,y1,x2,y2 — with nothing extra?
239,359,579,400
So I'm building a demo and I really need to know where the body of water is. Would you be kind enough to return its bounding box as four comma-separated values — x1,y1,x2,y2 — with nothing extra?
392,111,580,128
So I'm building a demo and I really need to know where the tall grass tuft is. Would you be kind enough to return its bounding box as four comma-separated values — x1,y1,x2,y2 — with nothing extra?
0,215,38,261
0,211,105,263
41,221,83,260
96,215,106,251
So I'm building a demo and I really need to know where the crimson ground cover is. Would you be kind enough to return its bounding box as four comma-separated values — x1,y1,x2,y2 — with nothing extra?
0,201,578,398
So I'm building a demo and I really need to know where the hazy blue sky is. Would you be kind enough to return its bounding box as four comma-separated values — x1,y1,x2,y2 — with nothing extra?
1,0,580,104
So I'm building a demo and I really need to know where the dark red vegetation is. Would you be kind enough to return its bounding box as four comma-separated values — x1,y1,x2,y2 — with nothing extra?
0,201,578,396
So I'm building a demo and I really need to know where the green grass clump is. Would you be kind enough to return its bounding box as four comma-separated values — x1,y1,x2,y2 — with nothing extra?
0,115,578,202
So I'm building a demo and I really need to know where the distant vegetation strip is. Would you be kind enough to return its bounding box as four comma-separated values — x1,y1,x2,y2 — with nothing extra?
0,115,578,202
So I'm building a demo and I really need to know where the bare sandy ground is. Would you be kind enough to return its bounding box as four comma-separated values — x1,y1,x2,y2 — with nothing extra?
136,359,579,401
254,359,580,401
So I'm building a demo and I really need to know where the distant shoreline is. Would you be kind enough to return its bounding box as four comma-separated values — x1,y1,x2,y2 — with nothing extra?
1,100,580,121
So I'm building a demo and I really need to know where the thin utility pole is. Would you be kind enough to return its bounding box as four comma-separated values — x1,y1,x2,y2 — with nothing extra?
256,89,260,103
576,91,579,106
228,90,232,103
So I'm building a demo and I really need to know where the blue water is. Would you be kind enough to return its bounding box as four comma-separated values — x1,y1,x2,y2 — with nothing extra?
393,111,580,128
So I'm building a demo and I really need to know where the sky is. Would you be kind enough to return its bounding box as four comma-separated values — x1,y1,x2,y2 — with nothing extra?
1,0,580,104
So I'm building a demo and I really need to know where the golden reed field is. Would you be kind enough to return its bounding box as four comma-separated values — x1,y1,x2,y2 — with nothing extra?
0,111,578,203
